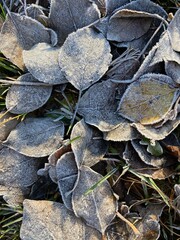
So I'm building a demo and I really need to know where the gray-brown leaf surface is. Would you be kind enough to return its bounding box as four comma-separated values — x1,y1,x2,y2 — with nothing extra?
78,80,124,131
0,13,51,69
103,118,139,141
49,0,100,45
105,0,129,15
132,114,180,141
3,117,64,157
56,152,78,210
71,119,108,168
0,147,40,205
23,43,67,84
0,111,19,142
72,166,118,234
58,27,112,90
20,200,101,240
6,73,52,114
118,73,178,125
165,61,180,84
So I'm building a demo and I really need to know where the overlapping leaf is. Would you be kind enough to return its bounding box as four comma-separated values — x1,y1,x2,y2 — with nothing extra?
70,119,108,167
49,0,100,45
0,13,51,69
20,200,101,240
5,73,53,114
3,117,64,157
58,27,112,91
78,80,125,131
118,73,179,125
105,0,129,15
72,166,118,234
0,147,40,206
23,43,67,84
56,152,78,210
165,61,180,84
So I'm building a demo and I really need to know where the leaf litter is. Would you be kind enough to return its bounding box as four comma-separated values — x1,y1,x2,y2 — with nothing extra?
0,1,180,239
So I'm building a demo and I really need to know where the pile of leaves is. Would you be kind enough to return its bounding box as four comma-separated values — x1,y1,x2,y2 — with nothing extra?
0,0,180,239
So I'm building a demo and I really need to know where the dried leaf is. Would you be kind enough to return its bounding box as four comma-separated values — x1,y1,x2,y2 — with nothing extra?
123,142,174,179
161,134,180,161
5,73,52,114
0,13,51,69
129,204,165,240
167,8,180,52
0,147,40,205
107,10,152,42
92,0,106,15
132,140,168,168
26,4,45,21
23,43,67,85
0,111,19,142
58,27,112,91
118,74,179,125
78,80,124,131
131,114,180,141
103,118,139,141
49,0,100,45
3,117,64,157
106,218,129,240
165,61,180,84
56,152,78,210
20,200,101,240
72,166,118,234
71,119,108,168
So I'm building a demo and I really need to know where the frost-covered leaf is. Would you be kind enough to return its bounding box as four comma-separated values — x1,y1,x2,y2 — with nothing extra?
123,142,174,179
72,166,118,234
167,8,180,52
0,147,40,206
71,119,108,168
165,61,180,84
131,114,180,141
0,13,51,69
78,80,125,131
56,152,78,210
129,204,165,240
118,74,179,125
5,73,52,114
132,140,167,168
58,27,112,91
105,0,129,15
3,117,64,157
140,138,163,157
0,111,19,142
23,43,67,84
103,118,139,141
20,200,101,240
92,0,106,15
107,10,152,42
49,0,100,45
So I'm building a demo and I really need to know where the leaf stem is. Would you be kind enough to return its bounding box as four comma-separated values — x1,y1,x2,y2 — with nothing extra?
0,79,52,86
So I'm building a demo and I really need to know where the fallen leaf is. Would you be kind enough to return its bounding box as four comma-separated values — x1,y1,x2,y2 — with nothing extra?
3,117,64,157
131,114,180,141
0,13,51,69
23,43,67,84
58,27,112,91
5,73,53,114
78,80,125,131
167,8,180,52
72,166,118,234
0,147,40,206
25,4,45,21
56,152,78,210
20,200,101,240
71,119,108,168
105,0,129,15
103,118,139,141
49,0,100,45
118,73,179,125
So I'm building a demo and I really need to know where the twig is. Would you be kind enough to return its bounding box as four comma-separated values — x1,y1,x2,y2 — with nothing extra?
0,79,52,86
